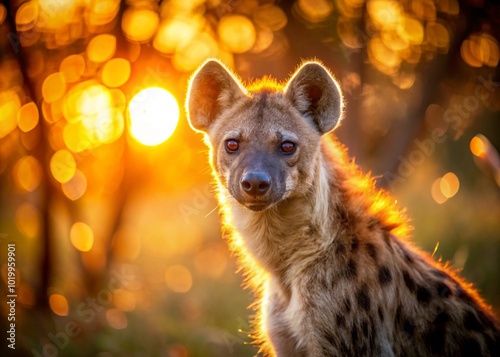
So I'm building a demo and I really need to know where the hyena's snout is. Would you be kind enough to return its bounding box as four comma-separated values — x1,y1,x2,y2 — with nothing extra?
233,163,283,211
240,171,271,197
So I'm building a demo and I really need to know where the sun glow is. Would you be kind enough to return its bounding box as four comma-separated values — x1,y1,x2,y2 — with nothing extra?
128,87,179,146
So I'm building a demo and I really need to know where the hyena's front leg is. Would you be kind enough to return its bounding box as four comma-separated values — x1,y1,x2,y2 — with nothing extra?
265,282,306,357
266,307,306,356
283,282,357,357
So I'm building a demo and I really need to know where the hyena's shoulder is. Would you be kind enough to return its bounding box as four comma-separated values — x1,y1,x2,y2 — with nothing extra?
306,137,500,356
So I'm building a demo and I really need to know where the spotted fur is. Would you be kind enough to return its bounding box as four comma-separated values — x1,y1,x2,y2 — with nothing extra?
186,59,499,356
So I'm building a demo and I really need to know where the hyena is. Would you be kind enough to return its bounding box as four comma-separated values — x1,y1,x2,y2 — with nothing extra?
186,59,499,356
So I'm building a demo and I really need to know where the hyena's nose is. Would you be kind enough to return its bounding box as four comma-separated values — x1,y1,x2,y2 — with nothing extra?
241,171,271,196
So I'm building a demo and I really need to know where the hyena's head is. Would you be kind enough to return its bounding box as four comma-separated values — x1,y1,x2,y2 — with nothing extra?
186,60,343,211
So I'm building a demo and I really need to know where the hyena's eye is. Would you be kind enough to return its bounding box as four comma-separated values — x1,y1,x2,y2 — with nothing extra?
225,139,239,153
280,141,296,154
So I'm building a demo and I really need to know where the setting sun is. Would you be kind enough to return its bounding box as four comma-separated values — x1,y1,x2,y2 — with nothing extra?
128,87,179,146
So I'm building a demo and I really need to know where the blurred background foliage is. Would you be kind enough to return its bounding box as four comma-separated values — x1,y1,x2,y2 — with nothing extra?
0,0,499,356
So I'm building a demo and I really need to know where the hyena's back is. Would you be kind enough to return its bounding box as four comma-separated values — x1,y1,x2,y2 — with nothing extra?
186,59,499,356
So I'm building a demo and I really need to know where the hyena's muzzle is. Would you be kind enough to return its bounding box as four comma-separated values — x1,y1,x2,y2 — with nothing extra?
228,148,287,211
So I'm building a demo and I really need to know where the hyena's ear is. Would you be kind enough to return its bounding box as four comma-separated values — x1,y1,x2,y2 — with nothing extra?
285,62,343,134
186,59,246,133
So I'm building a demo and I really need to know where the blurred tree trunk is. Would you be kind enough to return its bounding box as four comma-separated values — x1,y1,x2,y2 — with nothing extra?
374,30,467,188
4,0,51,310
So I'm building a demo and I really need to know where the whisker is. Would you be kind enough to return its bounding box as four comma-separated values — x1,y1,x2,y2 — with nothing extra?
204,205,219,218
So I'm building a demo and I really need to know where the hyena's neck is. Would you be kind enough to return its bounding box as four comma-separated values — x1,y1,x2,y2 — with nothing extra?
225,138,374,276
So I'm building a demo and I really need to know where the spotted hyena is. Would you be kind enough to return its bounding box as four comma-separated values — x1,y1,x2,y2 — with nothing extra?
186,59,499,356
